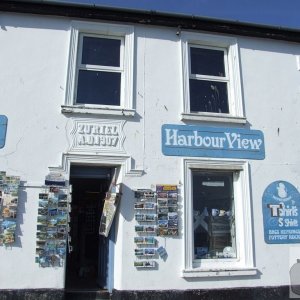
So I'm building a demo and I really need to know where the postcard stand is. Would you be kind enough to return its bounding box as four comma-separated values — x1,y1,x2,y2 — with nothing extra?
0,171,21,247
35,183,70,268
134,189,157,269
156,185,179,237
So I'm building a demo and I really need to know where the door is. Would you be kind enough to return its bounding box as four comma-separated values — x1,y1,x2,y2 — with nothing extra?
65,165,113,290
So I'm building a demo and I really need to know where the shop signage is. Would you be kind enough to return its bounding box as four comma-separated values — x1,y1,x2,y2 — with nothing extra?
263,181,300,244
0,115,8,149
161,124,265,160
69,119,125,153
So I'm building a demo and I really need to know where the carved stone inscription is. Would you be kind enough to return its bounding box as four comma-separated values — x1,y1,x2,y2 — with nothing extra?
70,119,125,153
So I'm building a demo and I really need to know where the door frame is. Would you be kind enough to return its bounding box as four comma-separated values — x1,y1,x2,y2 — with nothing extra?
49,153,143,291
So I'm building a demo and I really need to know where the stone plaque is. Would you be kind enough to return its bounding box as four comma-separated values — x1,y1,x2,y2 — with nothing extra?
69,119,125,154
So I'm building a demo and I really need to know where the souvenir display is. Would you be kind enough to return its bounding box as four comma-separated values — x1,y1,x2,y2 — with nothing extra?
156,185,179,236
134,189,157,269
35,185,70,267
0,171,20,246
99,182,121,237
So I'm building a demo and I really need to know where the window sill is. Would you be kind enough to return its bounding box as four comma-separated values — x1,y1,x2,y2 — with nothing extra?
61,105,135,117
181,112,247,124
182,267,258,278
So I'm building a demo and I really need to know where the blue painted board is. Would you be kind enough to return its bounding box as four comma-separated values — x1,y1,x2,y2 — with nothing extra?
262,181,300,244
162,124,265,160
0,115,8,149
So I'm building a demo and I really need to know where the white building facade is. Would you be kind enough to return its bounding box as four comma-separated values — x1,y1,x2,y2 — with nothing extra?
0,1,300,299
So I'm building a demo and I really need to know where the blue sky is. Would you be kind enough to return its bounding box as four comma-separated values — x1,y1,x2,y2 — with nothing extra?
52,0,300,29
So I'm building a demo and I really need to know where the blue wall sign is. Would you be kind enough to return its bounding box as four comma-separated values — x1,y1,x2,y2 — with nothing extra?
0,115,8,149
161,124,265,160
263,181,300,244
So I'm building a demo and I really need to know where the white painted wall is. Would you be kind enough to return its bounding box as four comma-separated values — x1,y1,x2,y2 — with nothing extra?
0,11,300,291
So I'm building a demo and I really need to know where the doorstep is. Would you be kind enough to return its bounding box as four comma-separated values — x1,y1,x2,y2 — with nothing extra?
64,289,110,300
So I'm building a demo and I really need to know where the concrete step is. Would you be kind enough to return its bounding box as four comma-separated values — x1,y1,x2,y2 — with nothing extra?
65,289,110,300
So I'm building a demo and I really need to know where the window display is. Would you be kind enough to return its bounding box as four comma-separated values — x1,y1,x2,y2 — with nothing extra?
192,171,236,259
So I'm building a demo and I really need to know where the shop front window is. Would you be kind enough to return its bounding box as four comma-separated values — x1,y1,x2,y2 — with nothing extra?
183,159,256,277
192,171,236,260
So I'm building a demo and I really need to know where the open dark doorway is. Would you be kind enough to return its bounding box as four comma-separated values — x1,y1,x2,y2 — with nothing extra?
65,165,112,290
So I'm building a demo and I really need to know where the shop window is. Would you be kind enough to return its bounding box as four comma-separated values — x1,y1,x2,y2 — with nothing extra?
181,32,246,123
193,171,236,260
183,159,256,277
63,21,135,116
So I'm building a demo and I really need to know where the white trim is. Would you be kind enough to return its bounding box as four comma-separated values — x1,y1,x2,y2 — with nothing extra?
65,21,134,115
182,267,258,278
48,153,143,177
61,105,135,117
181,31,245,122
181,112,247,124
183,158,254,274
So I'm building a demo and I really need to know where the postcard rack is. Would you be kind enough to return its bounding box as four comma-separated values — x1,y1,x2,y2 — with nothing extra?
35,184,71,267
0,171,21,246
134,189,157,269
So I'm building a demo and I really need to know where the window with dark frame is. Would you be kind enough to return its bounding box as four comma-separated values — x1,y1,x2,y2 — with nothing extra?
192,171,236,260
189,46,229,114
75,34,123,106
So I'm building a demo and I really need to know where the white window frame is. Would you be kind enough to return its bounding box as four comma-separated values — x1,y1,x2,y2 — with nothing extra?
181,32,246,124
63,21,135,117
183,159,257,278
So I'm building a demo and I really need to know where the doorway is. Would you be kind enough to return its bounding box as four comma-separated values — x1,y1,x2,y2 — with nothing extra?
65,165,113,290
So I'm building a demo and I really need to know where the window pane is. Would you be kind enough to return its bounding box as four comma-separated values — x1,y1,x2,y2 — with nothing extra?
81,36,121,67
190,47,225,77
192,171,236,260
76,70,121,106
189,79,229,113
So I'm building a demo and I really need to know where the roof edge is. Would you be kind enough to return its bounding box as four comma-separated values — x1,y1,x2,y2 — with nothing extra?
1,0,300,43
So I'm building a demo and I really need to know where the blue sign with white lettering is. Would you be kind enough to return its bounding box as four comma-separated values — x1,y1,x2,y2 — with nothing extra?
161,124,265,160
0,115,8,149
263,181,300,244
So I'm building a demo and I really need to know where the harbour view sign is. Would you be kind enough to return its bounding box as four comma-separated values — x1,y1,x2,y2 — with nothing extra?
162,124,265,159
69,119,125,153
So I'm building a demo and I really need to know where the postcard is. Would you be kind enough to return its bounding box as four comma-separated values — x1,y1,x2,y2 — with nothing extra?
50,186,60,193
135,214,145,222
134,237,144,244
38,208,48,216
145,214,156,222
1,220,16,231
144,202,155,209
168,228,178,236
145,226,156,233
157,246,168,259
134,202,144,209
168,212,178,220
168,219,178,228
168,199,178,206
39,193,49,200
158,207,168,214
135,249,144,256
158,213,168,221
158,220,168,228
168,191,178,199
144,248,156,256
39,200,48,208
158,228,168,236
157,199,168,207
168,206,177,213
135,225,144,232
37,224,47,232
157,192,168,198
